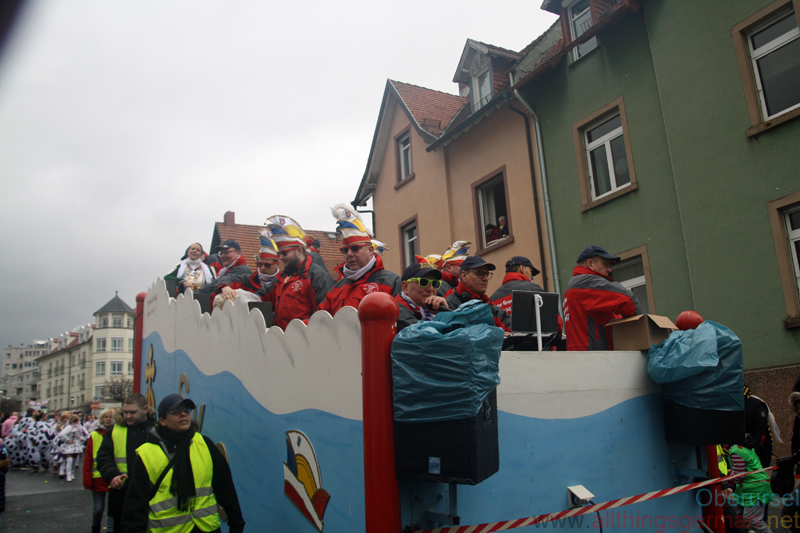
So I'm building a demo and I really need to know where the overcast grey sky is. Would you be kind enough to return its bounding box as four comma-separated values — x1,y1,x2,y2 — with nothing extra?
0,0,557,348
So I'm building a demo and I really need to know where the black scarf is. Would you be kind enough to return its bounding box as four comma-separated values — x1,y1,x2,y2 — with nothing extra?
158,426,197,512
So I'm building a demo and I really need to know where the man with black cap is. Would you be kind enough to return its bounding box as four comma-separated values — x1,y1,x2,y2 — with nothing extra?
490,256,544,316
121,394,245,533
396,263,451,331
96,393,155,533
444,255,511,332
563,246,641,351
198,239,253,301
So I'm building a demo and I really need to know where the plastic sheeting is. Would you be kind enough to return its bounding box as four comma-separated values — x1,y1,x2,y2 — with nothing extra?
646,321,744,411
392,300,504,422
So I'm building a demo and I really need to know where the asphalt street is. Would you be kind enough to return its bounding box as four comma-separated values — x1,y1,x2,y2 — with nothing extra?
3,467,105,533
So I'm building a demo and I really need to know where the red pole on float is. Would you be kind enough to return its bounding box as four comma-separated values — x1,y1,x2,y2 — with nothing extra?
702,444,725,533
358,292,401,533
133,292,147,394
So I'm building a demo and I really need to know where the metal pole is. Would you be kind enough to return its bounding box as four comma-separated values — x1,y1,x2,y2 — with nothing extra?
358,292,401,533
133,292,146,394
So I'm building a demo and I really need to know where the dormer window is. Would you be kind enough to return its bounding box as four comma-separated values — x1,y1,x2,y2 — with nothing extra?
474,69,493,110
568,0,597,59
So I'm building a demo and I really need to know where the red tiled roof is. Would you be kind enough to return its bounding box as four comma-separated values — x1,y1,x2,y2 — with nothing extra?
215,222,343,279
390,80,467,137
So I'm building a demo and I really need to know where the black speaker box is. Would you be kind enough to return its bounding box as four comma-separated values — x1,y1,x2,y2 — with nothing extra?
662,398,745,445
394,389,499,485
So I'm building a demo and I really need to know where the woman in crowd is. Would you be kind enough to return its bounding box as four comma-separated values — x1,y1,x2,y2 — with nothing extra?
164,242,215,294
83,409,115,533
55,414,88,481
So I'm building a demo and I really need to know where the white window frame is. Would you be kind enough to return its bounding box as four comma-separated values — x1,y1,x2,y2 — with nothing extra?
110,361,123,376
101,317,108,328
401,220,418,268
747,7,800,120
568,0,597,60
96,338,106,352
95,361,105,377
474,172,510,250
474,68,493,110
398,133,412,181
111,337,124,352
112,314,123,328
786,205,800,302
128,361,134,375
584,112,630,201
128,338,134,352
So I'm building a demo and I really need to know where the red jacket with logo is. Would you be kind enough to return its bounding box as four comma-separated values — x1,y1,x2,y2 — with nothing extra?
489,272,545,315
266,254,333,330
318,256,400,317
563,266,641,351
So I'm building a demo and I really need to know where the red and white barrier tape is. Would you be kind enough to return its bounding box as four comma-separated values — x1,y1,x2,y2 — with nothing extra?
414,466,780,533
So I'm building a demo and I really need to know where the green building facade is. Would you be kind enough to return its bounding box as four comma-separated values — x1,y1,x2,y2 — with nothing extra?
516,0,800,371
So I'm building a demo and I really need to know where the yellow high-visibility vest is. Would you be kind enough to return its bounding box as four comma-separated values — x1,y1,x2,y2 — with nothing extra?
112,425,129,474
136,432,220,533
716,445,729,476
90,430,104,479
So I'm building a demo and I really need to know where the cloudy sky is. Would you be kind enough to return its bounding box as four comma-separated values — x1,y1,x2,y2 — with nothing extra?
0,0,557,348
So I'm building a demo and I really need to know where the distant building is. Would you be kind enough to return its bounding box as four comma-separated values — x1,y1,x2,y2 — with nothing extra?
1,340,48,405
36,293,135,411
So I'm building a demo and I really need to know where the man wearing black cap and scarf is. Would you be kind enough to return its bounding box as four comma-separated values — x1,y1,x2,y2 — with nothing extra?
563,246,641,351
121,394,245,533
490,256,544,316
444,255,512,332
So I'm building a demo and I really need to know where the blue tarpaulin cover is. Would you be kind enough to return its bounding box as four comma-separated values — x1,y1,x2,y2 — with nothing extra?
392,300,503,422
646,321,744,411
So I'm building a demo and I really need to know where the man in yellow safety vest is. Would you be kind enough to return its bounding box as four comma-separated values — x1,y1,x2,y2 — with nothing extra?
121,393,245,533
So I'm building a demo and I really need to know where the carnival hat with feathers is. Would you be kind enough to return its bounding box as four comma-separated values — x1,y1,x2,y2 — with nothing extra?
256,228,279,263
441,240,471,266
265,215,306,250
371,239,388,256
415,254,442,269
331,203,373,246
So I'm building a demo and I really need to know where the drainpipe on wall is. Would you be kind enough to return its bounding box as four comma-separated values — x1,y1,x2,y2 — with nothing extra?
509,73,562,309
503,92,549,293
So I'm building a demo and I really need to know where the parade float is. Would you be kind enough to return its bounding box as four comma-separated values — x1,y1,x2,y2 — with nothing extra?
134,278,726,533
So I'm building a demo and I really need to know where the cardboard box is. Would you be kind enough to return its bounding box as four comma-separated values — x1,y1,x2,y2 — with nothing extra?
605,314,677,351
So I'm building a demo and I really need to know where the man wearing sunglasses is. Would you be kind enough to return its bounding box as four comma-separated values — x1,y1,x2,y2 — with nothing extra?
444,255,511,332
317,236,400,317
267,241,333,330
121,394,245,533
396,263,451,331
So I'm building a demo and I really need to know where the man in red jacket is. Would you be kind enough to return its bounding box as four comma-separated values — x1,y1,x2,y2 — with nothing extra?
264,218,333,329
319,204,400,316
563,246,641,351
490,256,544,316
444,255,511,332
437,240,470,297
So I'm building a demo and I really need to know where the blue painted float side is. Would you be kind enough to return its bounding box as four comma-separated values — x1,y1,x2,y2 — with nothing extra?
143,332,367,533
401,394,702,532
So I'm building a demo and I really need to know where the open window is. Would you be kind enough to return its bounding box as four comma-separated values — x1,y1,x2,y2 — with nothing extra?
472,168,512,251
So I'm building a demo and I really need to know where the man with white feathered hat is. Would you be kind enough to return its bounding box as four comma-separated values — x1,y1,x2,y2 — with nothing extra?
264,215,334,330
317,203,400,317
437,240,471,297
